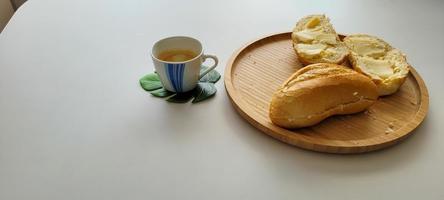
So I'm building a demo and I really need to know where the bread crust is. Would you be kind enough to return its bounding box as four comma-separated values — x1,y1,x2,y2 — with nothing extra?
269,63,378,129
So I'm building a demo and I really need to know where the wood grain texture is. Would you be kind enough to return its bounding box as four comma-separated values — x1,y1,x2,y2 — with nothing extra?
0,0,14,32
224,32,429,154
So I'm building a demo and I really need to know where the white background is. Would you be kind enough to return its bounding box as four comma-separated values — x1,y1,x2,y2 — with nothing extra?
1,0,444,199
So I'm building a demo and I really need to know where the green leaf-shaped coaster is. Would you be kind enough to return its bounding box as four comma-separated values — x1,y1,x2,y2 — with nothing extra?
199,66,221,83
140,66,220,103
167,91,195,103
139,73,162,91
192,82,217,103
150,88,174,97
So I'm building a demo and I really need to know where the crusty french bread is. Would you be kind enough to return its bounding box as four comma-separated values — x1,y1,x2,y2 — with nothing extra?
269,63,378,129
344,34,410,96
291,14,349,65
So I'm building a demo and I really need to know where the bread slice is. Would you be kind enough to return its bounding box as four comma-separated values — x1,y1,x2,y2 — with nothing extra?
291,14,349,65
344,34,410,96
269,63,378,129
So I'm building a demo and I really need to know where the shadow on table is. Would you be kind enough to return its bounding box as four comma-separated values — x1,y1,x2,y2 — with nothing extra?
221,93,431,176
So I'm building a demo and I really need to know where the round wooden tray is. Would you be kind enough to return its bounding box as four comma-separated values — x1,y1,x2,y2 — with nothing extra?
224,32,429,154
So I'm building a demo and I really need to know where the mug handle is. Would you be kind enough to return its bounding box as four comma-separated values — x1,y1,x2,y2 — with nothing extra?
199,54,219,79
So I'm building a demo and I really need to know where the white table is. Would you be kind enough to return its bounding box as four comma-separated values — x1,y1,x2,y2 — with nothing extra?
1,0,444,199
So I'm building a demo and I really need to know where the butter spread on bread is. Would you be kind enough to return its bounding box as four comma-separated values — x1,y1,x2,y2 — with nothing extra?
269,63,378,129
291,15,349,65
344,34,410,96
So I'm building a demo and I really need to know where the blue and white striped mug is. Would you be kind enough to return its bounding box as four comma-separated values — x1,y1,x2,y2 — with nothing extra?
151,36,218,93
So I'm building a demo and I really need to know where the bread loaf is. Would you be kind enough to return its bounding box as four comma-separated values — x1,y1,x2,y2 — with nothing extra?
291,14,349,65
269,63,378,128
344,34,410,96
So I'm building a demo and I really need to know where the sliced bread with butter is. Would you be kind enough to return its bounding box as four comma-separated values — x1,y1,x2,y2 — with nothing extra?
344,34,410,96
291,14,349,65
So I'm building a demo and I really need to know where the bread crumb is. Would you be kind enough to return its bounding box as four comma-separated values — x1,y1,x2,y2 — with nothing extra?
364,109,377,120
364,109,372,115
385,122,395,134
307,115,312,119
353,92,358,96
385,127,394,134
410,101,417,105
388,122,395,128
